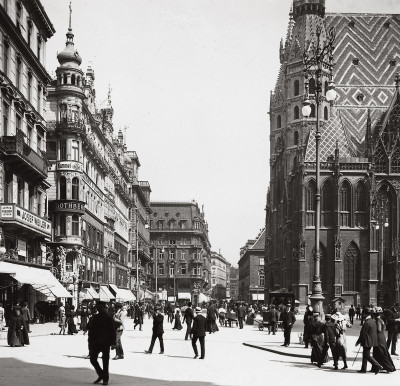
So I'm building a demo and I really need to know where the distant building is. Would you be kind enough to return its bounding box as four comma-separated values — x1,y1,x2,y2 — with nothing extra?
226,262,231,299
229,266,239,301
149,201,211,304
210,251,227,300
238,229,265,304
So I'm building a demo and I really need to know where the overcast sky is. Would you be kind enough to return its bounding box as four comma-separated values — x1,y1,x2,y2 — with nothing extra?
41,0,400,266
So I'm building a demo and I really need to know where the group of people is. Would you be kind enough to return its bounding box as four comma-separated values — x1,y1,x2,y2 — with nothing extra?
303,303,399,374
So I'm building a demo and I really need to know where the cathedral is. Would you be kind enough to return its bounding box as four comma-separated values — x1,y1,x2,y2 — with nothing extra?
265,0,400,310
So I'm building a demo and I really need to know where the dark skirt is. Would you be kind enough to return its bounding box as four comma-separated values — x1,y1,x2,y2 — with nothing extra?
373,332,396,372
173,316,183,330
311,335,328,364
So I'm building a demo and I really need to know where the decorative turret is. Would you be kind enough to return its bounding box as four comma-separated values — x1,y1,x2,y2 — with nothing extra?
102,84,114,124
292,0,325,20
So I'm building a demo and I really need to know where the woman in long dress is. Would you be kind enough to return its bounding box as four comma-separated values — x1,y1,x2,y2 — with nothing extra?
172,309,183,330
372,306,396,373
310,313,328,364
333,312,351,369
7,306,29,347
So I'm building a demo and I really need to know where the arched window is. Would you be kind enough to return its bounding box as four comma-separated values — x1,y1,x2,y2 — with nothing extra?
340,181,351,227
60,176,66,200
60,214,66,235
324,81,329,95
306,180,316,227
72,177,79,200
63,73,67,85
321,180,334,227
309,78,316,95
324,106,328,120
294,105,300,120
168,219,176,230
294,80,300,96
310,104,316,118
277,115,282,128
355,182,366,227
294,131,299,145
344,242,360,291
71,74,76,85
66,251,74,272
72,215,79,235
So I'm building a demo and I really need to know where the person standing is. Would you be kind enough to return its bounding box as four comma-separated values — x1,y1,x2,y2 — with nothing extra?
192,306,206,359
206,302,218,333
333,312,351,370
237,303,246,330
303,306,314,348
183,302,194,340
355,307,382,374
21,302,31,333
87,301,116,385
386,304,400,355
7,305,29,347
281,304,296,347
134,302,144,331
172,309,183,330
113,303,127,360
58,303,66,335
145,306,164,354
268,305,279,335
348,305,355,325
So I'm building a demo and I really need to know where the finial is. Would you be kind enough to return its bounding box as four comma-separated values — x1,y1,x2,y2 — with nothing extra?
395,72,400,89
69,1,72,30
108,84,112,106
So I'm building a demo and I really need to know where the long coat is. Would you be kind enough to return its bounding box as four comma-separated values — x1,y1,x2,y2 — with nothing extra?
356,317,378,348
192,314,207,338
152,313,164,335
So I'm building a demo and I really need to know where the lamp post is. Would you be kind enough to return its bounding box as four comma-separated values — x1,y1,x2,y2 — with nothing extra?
302,25,336,314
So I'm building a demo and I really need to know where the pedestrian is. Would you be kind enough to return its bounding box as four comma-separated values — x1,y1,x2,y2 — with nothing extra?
172,309,183,330
134,302,143,331
303,305,314,348
145,306,164,354
113,303,127,360
268,305,279,335
21,302,31,333
385,304,400,355
206,302,218,333
192,306,206,359
348,305,355,325
58,303,66,335
7,305,30,347
333,312,351,370
355,307,382,374
310,312,328,365
318,314,339,370
87,301,116,385
281,304,296,347
356,304,361,320
372,306,396,373
183,302,194,340
80,306,89,334
237,302,246,330
0,303,5,331
67,305,78,335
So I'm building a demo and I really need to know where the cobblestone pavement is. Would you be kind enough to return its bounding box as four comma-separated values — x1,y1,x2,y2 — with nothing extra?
0,316,399,386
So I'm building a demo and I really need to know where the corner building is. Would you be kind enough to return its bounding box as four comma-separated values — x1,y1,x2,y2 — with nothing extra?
266,0,400,310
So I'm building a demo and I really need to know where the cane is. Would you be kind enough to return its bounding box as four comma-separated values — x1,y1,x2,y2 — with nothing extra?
352,345,361,367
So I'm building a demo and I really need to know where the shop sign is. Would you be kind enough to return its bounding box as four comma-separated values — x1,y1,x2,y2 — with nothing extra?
1,205,14,218
57,161,83,172
56,200,85,213
15,206,51,235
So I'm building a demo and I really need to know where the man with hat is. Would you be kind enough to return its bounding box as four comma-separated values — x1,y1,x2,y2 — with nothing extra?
112,303,127,360
191,306,206,359
268,304,279,335
183,301,194,340
145,306,164,354
318,314,339,370
281,304,296,347
385,303,400,355
355,307,382,374
87,301,116,385
237,302,246,329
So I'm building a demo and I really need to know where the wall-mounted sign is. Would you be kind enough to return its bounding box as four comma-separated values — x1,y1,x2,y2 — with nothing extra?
55,200,85,214
57,161,83,172
1,205,13,218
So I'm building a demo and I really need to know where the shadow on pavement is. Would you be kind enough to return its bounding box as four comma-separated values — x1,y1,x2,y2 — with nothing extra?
0,358,214,386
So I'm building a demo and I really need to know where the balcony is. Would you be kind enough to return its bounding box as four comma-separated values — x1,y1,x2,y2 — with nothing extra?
1,129,47,182
54,119,86,134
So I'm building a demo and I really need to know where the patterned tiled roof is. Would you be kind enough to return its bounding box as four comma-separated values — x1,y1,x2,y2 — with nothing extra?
305,108,353,161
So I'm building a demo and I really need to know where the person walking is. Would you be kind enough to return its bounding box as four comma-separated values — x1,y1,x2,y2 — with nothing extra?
134,303,143,331
58,303,67,335
372,306,396,373
333,312,351,370
7,305,29,347
281,304,296,347
303,306,314,348
0,303,5,331
172,309,183,330
87,301,116,385
113,303,127,360
145,306,164,354
237,303,246,330
385,304,400,355
318,314,340,370
183,302,194,340
192,306,206,359
268,305,279,335
206,302,218,333
355,307,382,374
348,305,355,325
21,302,31,333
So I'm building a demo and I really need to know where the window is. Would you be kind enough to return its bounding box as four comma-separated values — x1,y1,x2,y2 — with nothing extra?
72,215,79,235
169,250,175,260
259,274,265,287
324,106,328,120
321,181,334,227
158,264,164,275
157,237,163,245
60,140,67,160
158,250,164,260
60,214,66,235
179,220,187,229
294,105,299,120
37,134,42,153
72,140,79,161
37,35,42,60
27,19,32,46
180,251,186,260
306,181,316,211
16,57,22,89
277,115,282,128
294,131,299,145
2,102,9,135
181,264,186,275
309,78,316,94
169,239,176,245
17,178,24,206
28,72,32,102
27,125,32,147
193,221,200,230
37,84,41,112
28,184,34,211
294,79,300,96
3,39,9,75
157,220,164,229
71,177,79,200
310,104,316,118
340,181,351,212
37,191,42,216
47,141,57,159
59,176,67,200
344,242,360,292
169,266,174,276
259,257,264,265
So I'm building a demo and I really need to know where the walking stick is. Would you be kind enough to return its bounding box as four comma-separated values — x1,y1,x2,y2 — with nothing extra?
352,345,361,367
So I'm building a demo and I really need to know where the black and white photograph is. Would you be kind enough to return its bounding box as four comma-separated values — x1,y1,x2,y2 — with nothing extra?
1,0,400,385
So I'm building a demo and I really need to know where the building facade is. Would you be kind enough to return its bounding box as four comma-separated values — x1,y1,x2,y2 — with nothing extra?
149,201,211,304
238,229,265,304
210,251,228,300
265,0,400,310
226,261,231,299
229,266,239,301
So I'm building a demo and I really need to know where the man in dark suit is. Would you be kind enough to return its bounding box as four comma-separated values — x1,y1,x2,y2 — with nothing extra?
145,306,164,354
269,305,279,335
355,307,382,374
386,304,400,355
318,314,339,370
281,304,296,347
21,302,31,333
237,303,246,329
183,301,194,340
206,302,218,333
87,301,116,386
192,307,206,359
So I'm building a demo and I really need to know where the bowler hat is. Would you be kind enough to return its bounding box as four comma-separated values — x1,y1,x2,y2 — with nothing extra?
195,307,202,313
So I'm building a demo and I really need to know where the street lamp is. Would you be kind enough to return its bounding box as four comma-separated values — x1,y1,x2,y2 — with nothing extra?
152,245,164,304
302,25,336,315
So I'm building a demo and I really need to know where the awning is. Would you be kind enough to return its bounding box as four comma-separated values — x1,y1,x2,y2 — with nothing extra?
0,261,72,298
178,292,191,300
108,284,136,302
252,293,264,301
198,293,209,303
81,286,99,300
100,285,115,302
167,296,176,302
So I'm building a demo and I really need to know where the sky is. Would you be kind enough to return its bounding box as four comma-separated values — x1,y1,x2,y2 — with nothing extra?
41,0,400,266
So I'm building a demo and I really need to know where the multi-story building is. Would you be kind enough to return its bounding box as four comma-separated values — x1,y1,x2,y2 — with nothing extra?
210,250,228,300
149,201,211,304
226,261,231,299
229,266,239,301
238,229,265,303
265,0,400,310
0,0,74,314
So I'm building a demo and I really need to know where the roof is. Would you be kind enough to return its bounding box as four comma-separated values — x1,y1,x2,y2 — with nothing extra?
250,229,266,251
